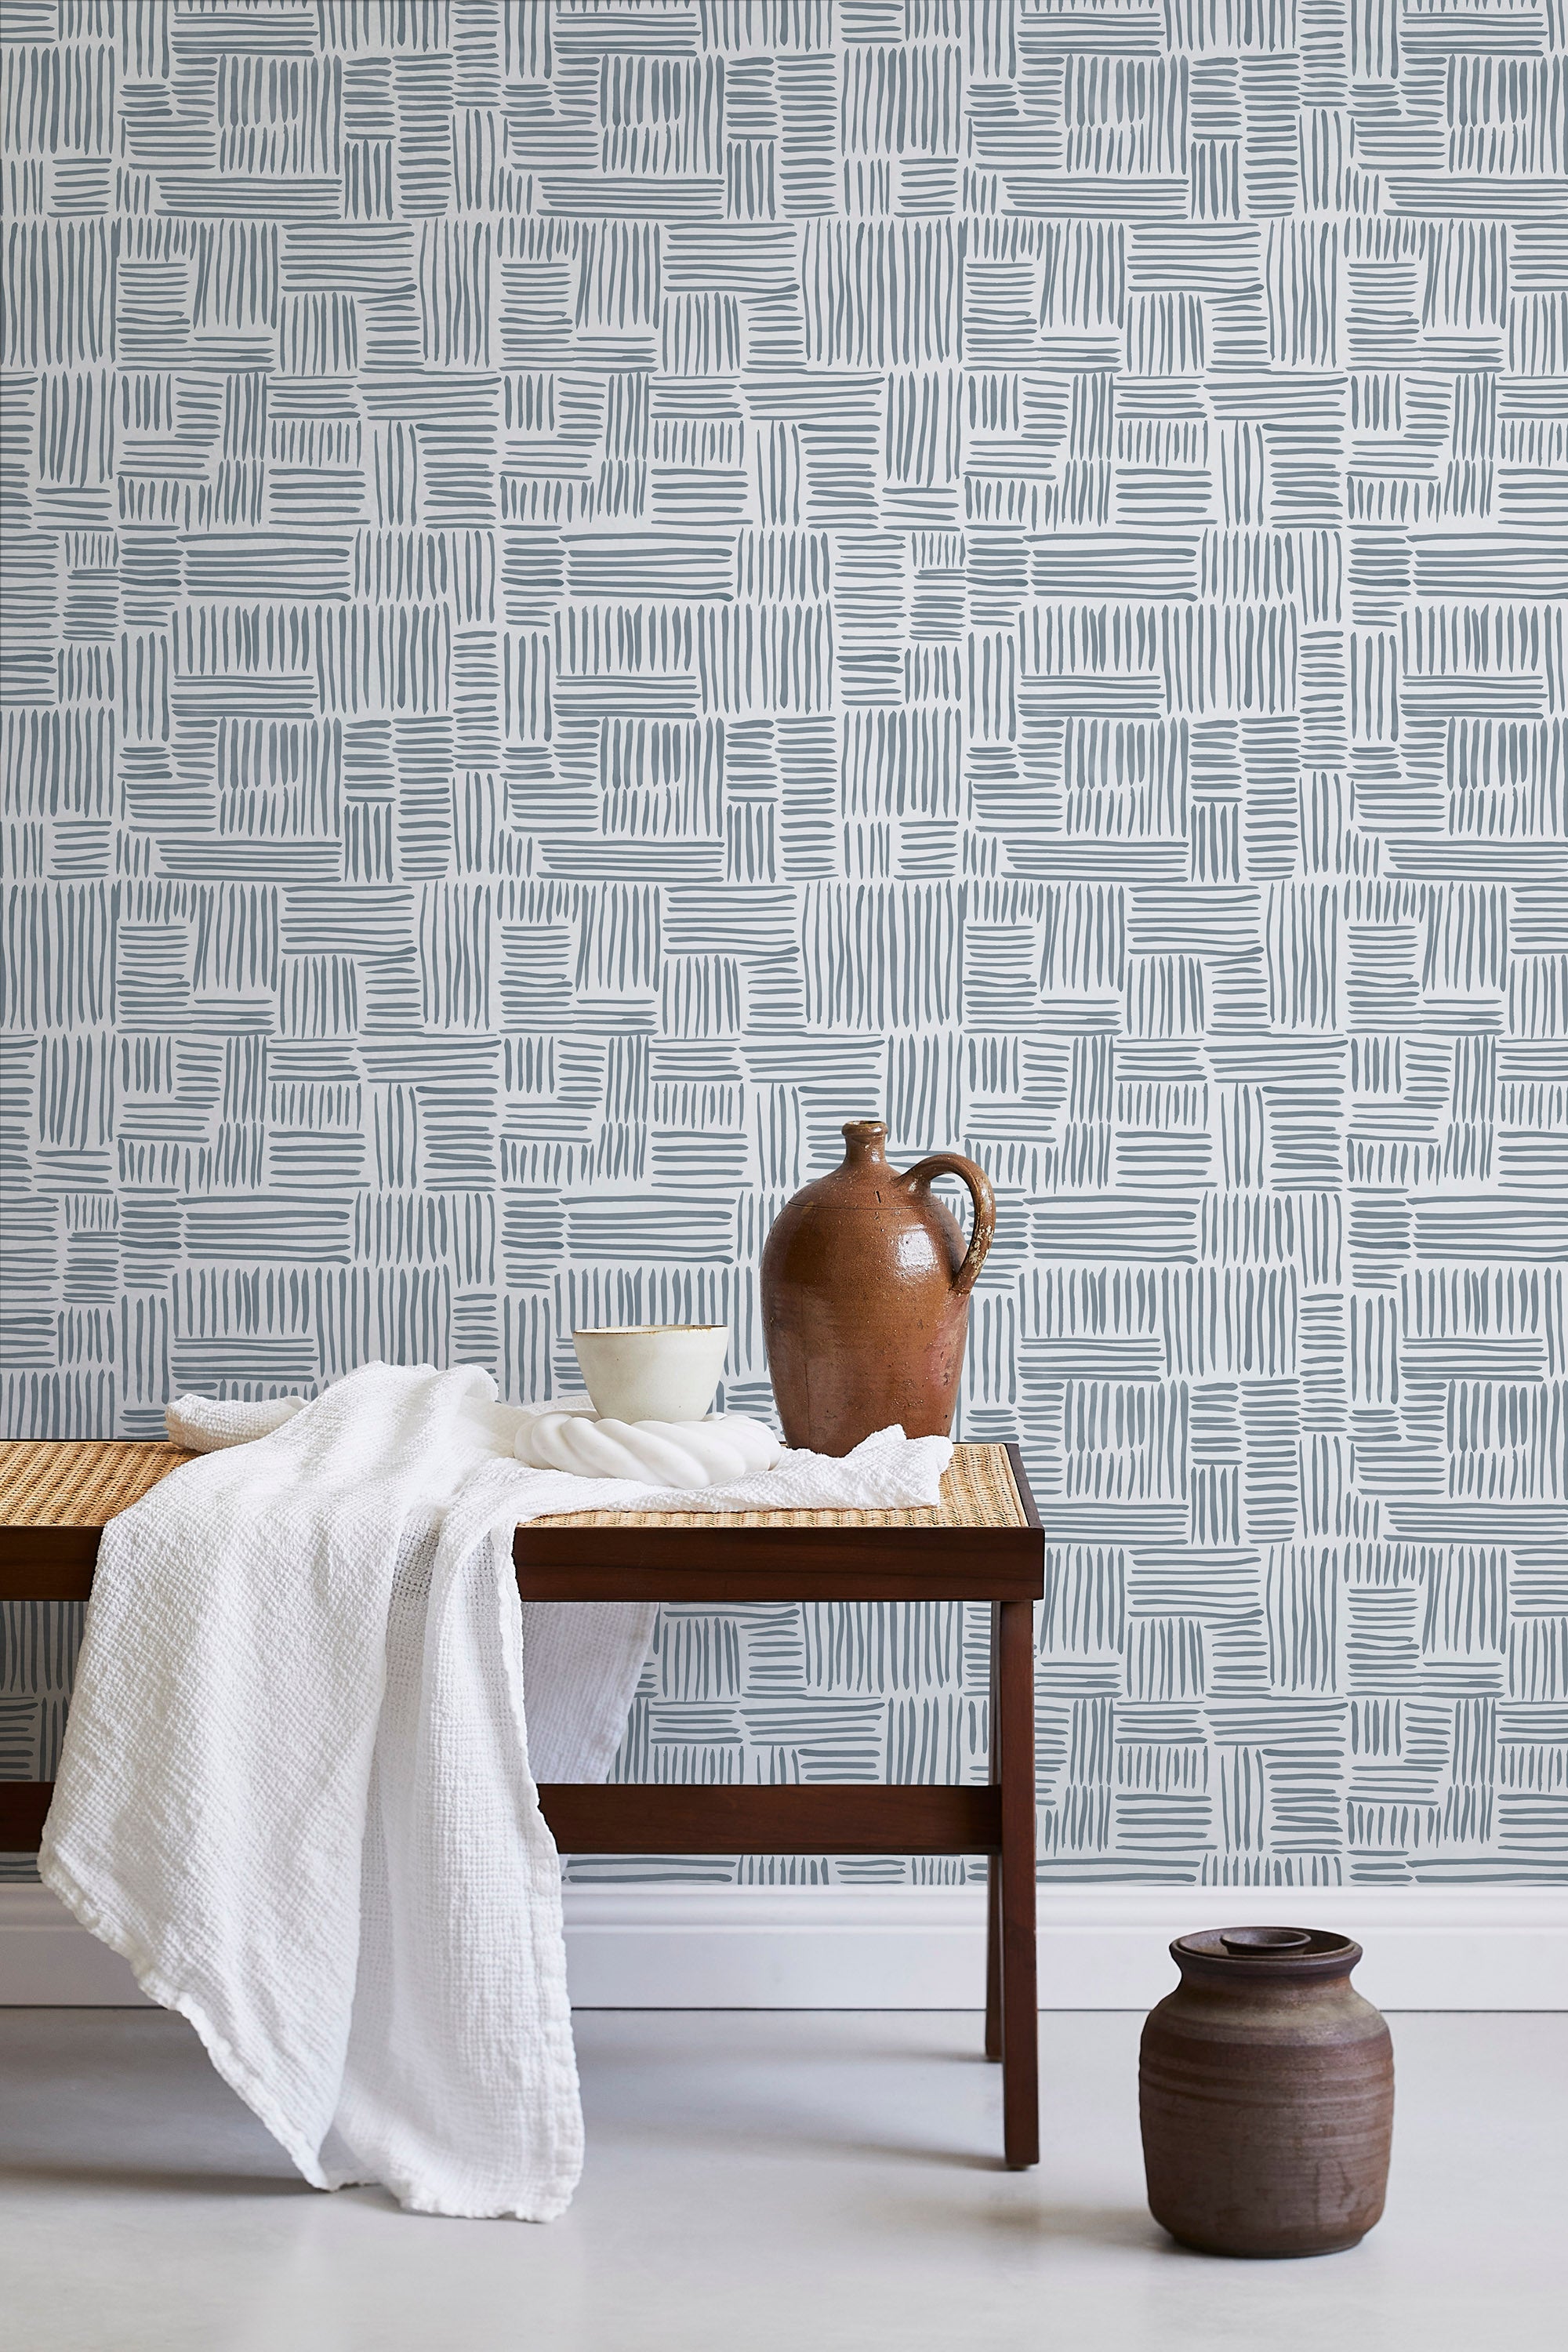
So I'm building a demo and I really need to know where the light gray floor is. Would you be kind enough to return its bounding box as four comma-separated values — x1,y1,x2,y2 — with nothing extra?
0,2009,1563,2352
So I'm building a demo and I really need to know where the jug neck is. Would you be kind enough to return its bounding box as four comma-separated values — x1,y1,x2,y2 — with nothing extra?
841,1120,888,1167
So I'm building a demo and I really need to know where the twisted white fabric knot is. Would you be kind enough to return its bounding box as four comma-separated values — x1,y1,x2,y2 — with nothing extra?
514,1406,781,1487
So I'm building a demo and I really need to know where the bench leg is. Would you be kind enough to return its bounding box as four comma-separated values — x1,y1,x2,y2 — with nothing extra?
985,1598,1001,2058
985,1855,1002,2061
996,1596,1038,2169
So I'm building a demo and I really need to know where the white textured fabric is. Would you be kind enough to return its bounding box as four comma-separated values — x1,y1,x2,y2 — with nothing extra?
616,1420,955,1515
165,1392,307,1450
515,1406,782,1485
42,1365,952,2219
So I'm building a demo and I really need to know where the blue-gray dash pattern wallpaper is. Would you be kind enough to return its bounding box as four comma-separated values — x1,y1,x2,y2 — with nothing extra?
2,0,1566,1888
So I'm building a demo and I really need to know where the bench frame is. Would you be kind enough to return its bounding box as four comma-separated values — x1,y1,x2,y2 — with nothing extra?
0,1441,1043,2170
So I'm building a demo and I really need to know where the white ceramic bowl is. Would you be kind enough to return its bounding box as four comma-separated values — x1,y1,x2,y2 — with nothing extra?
572,1324,730,1425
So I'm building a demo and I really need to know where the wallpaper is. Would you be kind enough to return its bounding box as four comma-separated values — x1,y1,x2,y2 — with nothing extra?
2,0,1566,1893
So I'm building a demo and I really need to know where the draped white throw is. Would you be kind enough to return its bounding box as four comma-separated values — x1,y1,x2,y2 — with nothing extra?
42,1363,953,2218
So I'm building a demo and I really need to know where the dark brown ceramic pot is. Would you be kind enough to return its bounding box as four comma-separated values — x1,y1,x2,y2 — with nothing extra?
1139,1926,1394,2259
760,1120,995,1456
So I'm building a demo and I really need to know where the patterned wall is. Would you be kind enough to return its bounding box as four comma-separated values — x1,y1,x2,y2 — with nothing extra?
3,0,1566,1891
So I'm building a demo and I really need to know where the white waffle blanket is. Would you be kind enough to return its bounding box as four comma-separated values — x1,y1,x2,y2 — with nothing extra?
42,1362,953,2219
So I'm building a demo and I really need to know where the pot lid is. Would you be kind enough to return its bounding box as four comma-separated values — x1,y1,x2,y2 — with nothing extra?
1172,1925,1363,1976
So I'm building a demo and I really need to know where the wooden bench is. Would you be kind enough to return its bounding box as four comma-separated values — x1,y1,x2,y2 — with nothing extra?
0,1436,1044,2169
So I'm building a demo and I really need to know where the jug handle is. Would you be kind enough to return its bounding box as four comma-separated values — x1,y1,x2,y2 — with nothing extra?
900,1153,996,1299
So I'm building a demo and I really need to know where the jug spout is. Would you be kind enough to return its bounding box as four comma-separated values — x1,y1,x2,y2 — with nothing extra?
841,1120,888,1163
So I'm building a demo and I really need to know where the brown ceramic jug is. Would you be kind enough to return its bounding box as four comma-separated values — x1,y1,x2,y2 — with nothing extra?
760,1120,994,1456
1139,1926,1395,2259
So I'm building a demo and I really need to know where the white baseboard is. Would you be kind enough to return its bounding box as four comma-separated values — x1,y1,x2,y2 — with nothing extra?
3,1882,1564,2011
2,1885,153,2005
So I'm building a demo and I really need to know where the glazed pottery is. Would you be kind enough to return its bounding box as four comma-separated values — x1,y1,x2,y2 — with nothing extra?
759,1120,995,1455
1139,1926,1395,2259
572,1325,729,1425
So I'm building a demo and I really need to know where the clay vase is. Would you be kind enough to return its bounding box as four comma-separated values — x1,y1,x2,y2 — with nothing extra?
760,1120,994,1456
1139,1926,1394,2259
